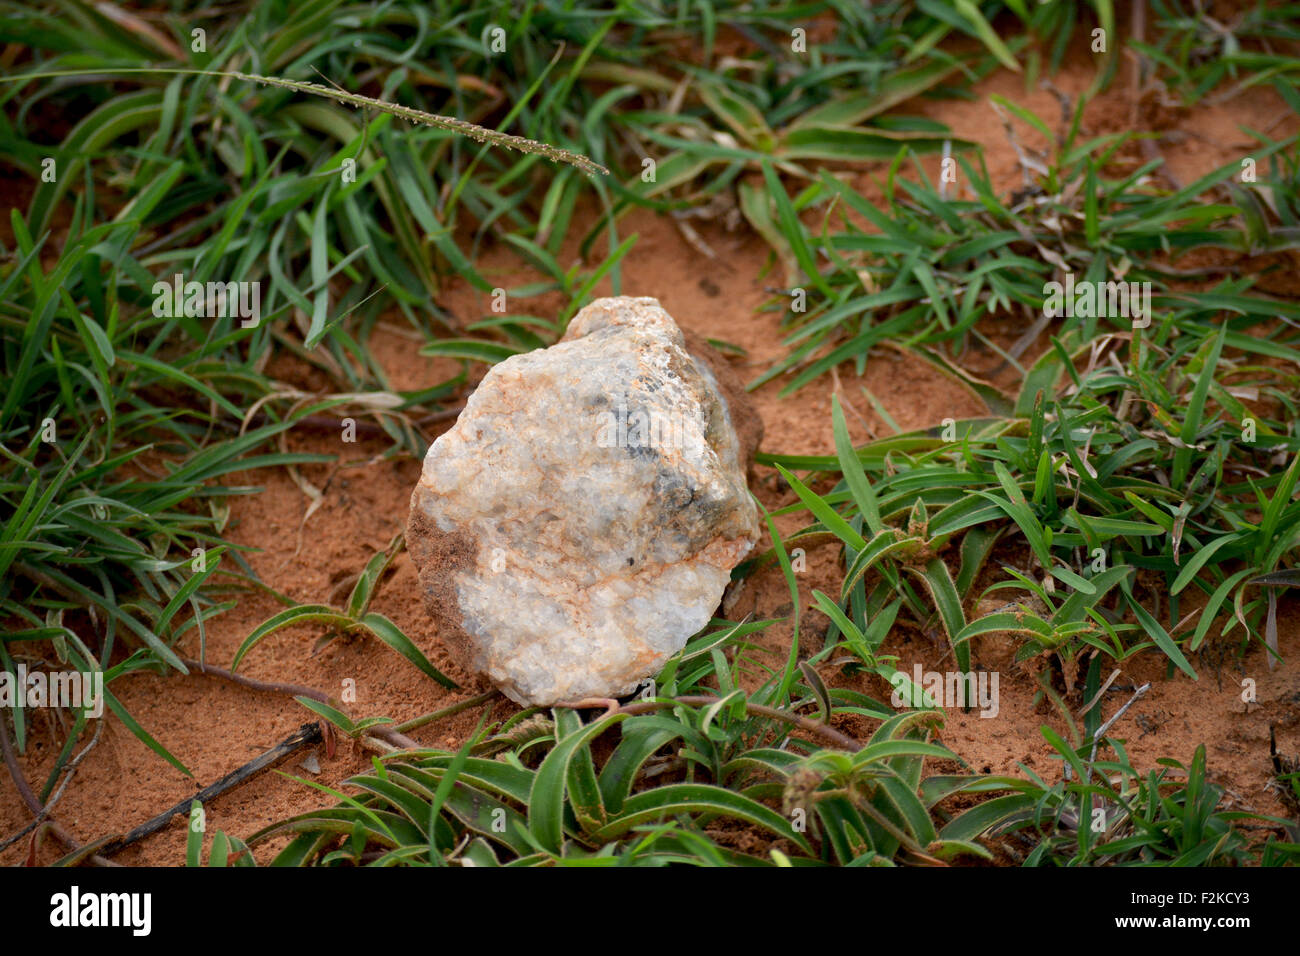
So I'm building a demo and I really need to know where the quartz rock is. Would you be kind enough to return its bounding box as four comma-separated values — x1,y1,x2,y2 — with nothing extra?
407,296,762,706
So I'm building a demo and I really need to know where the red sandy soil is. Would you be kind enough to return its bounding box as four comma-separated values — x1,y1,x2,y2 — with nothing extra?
3,47,1299,866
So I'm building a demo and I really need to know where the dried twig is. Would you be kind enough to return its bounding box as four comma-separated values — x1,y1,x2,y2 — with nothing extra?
1128,0,1184,190
0,711,114,865
395,690,500,733
97,722,323,858
0,716,104,853
991,99,1049,185
1087,681,1152,769
1077,668,1122,719
179,657,421,750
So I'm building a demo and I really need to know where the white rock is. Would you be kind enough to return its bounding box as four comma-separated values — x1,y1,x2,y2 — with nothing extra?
407,296,761,705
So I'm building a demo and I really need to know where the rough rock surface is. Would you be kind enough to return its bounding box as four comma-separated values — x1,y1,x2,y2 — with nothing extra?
407,296,762,706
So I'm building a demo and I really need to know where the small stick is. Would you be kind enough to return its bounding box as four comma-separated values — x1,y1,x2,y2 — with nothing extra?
555,697,622,717
1087,681,1152,770
0,716,104,853
0,712,113,865
395,690,500,733
990,99,1048,186
1077,668,1122,718
1128,0,1184,190
180,657,421,750
1078,680,1151,836
1,712,45,819
97,722,323,857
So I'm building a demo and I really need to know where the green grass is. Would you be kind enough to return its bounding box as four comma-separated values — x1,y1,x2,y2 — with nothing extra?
2,0,1298,866
1138,0,1300,104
